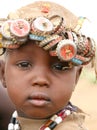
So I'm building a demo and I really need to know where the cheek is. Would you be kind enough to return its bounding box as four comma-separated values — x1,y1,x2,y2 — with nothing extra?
51,86,73,110
6,80,22,105
52,75,76,105
5,71,26,106
59,72,76,91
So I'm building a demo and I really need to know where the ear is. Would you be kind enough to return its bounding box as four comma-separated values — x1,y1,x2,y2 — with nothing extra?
0,60,6,88
75,65,83,84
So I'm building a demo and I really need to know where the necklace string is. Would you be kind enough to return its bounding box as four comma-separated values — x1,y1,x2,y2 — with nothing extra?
8,103,76,130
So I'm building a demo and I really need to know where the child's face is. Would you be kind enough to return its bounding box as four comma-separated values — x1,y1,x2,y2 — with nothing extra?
3,40,81,119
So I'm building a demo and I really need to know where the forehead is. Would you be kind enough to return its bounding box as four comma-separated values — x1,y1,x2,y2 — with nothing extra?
6,40,54,60
6,41,74,70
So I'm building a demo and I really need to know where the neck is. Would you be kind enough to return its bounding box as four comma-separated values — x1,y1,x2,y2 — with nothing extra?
18,117,47,130
8,102,75,130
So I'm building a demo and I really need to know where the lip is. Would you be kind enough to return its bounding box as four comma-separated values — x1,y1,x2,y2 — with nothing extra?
28,92,50,107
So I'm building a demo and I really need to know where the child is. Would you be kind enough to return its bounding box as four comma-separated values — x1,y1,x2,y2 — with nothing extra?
0,1,96,130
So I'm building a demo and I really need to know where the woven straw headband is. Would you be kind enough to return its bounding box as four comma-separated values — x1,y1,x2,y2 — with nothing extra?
0,1,96,66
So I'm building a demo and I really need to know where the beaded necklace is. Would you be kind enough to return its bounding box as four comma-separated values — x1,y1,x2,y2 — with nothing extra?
8,103,76,130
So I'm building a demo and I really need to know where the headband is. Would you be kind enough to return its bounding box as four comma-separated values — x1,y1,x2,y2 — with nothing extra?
0,1,96,66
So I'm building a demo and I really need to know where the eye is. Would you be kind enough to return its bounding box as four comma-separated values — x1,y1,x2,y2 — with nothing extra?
16,61,32,70
52,62,72,71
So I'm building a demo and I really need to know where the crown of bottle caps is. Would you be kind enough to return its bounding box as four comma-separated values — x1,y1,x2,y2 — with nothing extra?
1,20,13,39
10,19,30,37
32,17,53,32
56,39,77,61
0,3,95,65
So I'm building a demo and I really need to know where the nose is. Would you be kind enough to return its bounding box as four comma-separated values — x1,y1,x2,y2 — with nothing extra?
31,66,50,88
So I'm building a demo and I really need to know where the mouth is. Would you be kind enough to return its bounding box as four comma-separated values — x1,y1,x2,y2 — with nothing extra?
28,92,50,107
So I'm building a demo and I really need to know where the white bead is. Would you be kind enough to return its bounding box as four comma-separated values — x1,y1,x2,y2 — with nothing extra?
8,123,14,130
65,110,71,115
12,111,18,118
44,127,51,130
55,116,62,124
51,115,58,121
14,124,20,130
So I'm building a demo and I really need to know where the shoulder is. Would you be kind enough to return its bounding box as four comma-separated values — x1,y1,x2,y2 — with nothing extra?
55,105,88,130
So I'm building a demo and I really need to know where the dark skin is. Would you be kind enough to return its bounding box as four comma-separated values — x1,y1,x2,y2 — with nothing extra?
1,40,82,120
